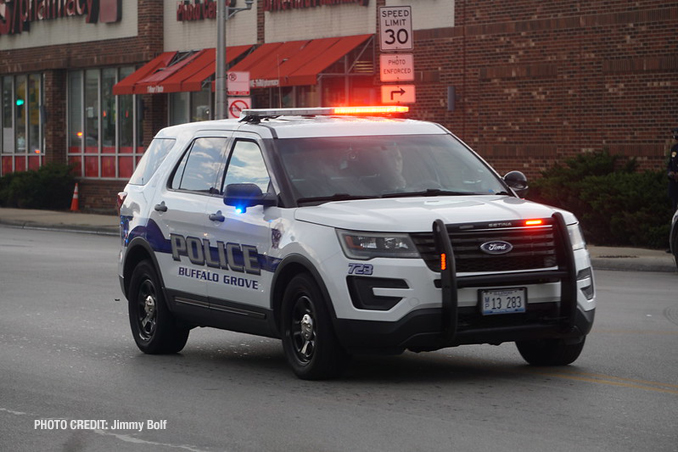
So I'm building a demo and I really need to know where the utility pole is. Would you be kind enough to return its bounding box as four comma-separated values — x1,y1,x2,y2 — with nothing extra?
215,0,254,120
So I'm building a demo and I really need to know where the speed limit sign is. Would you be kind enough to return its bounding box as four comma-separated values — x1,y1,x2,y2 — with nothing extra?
379,6,413,51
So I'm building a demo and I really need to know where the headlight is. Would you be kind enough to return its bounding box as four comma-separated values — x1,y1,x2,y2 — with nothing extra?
567,223,586,251
337,230,420,260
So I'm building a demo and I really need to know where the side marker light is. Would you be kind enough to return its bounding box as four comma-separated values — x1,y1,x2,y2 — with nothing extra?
525,219,543,226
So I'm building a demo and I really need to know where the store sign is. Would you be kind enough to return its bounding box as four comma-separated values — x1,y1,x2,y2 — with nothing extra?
0,0,122,36
176,0,217,21
176,0,261,21
263,0,369,12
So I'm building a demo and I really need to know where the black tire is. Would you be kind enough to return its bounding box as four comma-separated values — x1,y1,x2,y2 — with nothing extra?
281,274,348,380
516,336,586,366
128,260,189,354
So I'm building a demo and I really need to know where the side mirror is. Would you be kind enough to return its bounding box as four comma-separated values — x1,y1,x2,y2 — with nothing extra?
224,183,277,213
503,171,528,198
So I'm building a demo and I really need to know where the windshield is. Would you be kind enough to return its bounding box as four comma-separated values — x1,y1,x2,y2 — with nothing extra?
275,134,509,204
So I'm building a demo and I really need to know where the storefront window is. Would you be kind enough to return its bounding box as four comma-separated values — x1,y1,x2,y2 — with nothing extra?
191,89,211,122
102,69,116,151
170,88,212,125
119,68,134,151
118,67,135,178
69,71,83,152
16,75,27,154
170,92,190,126
28,74,42,164
0,74,43,176
68,67,141,179
2,78,13,155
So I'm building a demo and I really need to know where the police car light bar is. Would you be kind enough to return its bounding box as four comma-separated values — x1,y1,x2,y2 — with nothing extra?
240,106,409,118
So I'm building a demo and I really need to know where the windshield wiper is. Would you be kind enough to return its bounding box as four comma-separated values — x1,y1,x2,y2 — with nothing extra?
296,193,372,205
381,189,469,198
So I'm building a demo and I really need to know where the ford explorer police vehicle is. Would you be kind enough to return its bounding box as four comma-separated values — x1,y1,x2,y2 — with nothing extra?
117,106,595,380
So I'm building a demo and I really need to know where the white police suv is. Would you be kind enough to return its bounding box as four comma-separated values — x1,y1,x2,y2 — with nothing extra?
118,106,595,379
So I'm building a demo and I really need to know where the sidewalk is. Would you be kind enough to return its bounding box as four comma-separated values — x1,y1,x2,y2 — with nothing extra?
0,207,675,273
0,207,119,236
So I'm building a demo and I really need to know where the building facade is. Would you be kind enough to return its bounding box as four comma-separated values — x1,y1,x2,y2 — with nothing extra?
1,0,676,211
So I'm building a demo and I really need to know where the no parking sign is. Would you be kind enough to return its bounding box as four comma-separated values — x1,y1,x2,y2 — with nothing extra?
228,97,251,119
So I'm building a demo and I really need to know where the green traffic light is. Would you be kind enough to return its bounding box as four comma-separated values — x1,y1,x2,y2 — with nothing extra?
16,99,24,106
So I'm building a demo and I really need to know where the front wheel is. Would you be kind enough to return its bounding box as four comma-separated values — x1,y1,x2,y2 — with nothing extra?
516,336,586,366
128,260,189,354
281,274,348,380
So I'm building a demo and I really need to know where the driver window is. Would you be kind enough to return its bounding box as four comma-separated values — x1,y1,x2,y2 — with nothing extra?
222,140,271,193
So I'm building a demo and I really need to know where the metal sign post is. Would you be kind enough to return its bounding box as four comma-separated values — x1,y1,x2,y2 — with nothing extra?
215,0,253,120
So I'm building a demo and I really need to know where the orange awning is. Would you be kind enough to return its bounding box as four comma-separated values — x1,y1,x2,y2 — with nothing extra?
166,45,253,92
229,34,373,88
112,52,177,95
113,45,253,95
134,50,204,94
286,34,373,86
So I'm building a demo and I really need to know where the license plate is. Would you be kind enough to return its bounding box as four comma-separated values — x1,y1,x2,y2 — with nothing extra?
480,288,527,315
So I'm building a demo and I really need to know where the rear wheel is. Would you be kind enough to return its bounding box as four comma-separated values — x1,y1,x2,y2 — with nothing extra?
128,260,189,354
281,274,348,380
516,336,586,366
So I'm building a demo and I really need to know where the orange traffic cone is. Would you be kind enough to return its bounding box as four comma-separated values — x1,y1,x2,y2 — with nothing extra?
70,183,80,212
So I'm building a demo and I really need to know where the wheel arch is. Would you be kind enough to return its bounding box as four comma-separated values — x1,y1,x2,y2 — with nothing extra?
122,238,164,299
270,254,338,336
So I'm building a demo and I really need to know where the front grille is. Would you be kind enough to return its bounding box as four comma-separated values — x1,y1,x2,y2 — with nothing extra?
411,221,558,273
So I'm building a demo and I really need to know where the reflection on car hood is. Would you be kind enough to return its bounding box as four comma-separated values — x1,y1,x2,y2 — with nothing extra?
293,195,575,232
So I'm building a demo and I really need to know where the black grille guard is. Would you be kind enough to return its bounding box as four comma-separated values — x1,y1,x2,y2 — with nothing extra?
433,212,579,342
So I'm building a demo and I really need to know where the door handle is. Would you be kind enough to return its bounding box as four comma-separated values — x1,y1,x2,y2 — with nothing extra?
209,211,225,222
154,201,168,212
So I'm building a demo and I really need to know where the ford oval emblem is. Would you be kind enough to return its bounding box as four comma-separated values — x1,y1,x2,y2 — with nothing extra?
480,240,513,255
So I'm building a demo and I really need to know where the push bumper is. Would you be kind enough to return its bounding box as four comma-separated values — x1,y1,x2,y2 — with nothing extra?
334,212,594,354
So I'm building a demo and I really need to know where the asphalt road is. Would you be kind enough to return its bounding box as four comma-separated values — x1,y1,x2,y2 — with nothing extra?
1,225,677,452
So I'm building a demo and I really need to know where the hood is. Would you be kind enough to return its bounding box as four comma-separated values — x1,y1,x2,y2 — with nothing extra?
294,195,576,232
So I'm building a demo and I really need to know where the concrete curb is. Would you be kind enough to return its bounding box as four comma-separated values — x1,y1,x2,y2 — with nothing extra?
0,208,119,237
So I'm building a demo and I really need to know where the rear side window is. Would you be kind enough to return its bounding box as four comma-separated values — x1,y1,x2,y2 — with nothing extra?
128,138,176,185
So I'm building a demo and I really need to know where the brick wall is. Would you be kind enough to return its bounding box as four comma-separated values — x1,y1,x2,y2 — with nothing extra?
2,1,677,209
410,1,678,179
0,1,164,212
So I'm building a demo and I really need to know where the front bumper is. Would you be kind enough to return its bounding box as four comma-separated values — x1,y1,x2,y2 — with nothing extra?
334,212,595,354
335,305,595,354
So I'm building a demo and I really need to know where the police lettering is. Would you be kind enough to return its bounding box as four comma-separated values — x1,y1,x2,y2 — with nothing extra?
171,234,261,275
